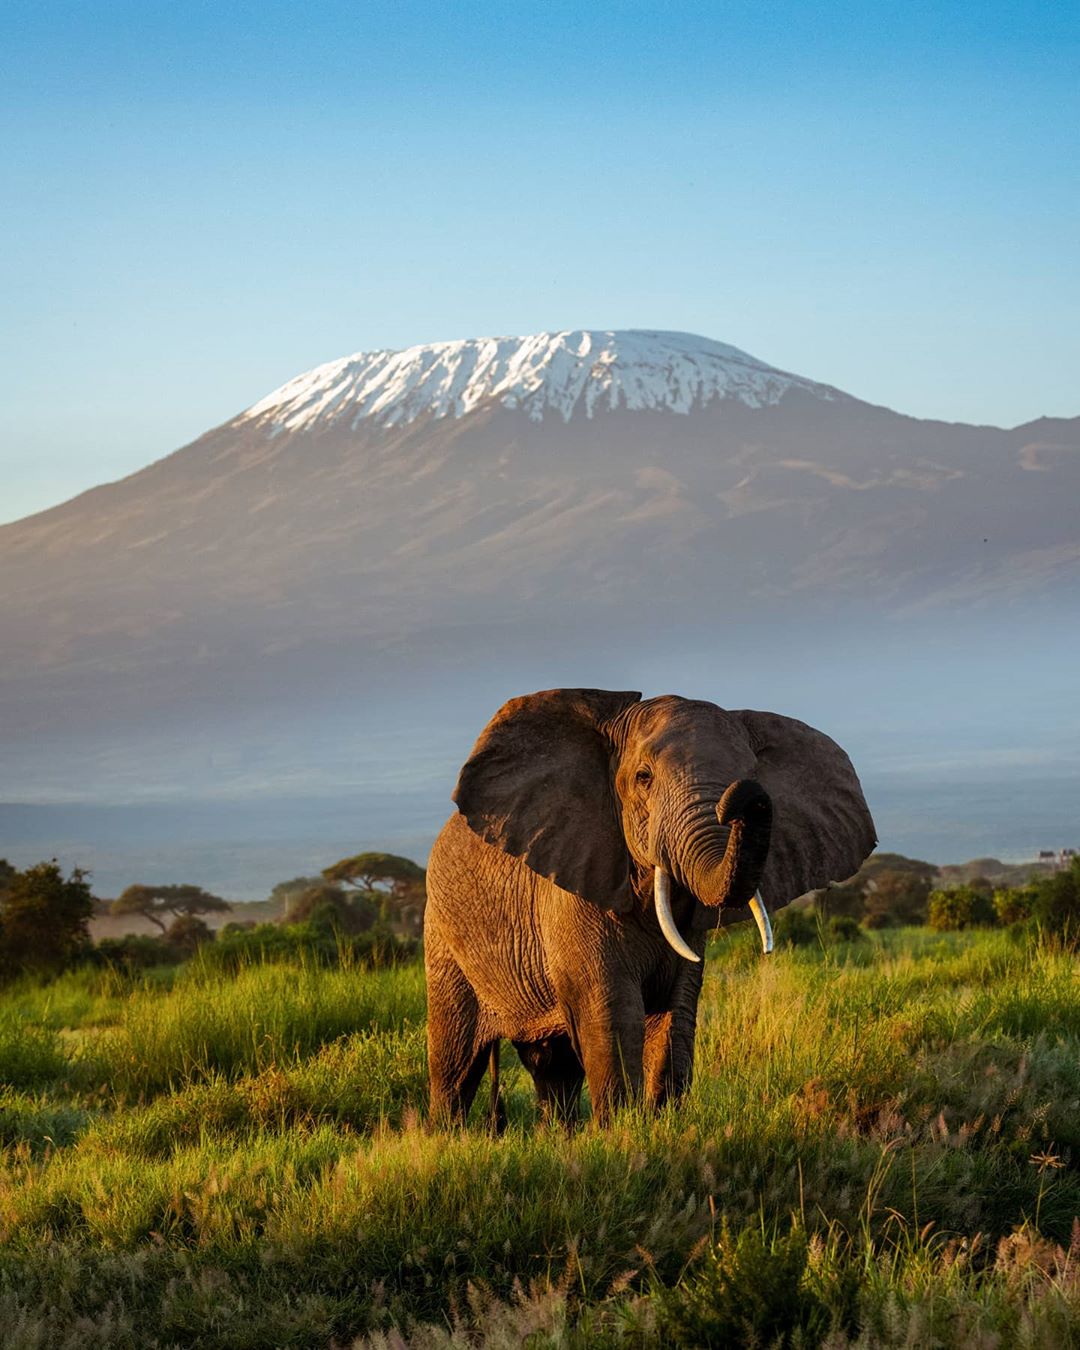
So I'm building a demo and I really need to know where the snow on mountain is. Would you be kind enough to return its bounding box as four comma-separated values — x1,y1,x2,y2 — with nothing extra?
240,329,841,435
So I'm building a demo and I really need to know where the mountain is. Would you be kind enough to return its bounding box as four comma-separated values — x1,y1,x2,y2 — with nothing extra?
239,329,843,428
1,328,1079,807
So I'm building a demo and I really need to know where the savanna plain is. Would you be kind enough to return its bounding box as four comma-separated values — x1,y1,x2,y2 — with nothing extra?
5,922,1080,1348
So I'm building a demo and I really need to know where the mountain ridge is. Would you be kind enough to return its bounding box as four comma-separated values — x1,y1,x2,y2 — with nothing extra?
1,328,1078,802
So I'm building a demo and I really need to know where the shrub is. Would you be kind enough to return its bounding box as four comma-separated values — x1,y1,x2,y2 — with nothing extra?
656,1222,826,1348
163,913,214,957
815,880,863,920
773,906,820,948
773,909,866,948
197,919,418,973
339,927,419,969
826,914,865,943
994,886,1035,927
1030,858,1080,945
928,885,998,932
285,882,378,934
990,861,1080,948
0,862,95,980
91,934,176,970
199,920,334,971
863,870,932,928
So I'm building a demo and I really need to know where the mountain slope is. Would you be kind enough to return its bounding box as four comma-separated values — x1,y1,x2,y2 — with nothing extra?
1,329,1078,796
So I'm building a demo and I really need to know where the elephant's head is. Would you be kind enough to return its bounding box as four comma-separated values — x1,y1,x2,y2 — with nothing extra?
453,689,876,960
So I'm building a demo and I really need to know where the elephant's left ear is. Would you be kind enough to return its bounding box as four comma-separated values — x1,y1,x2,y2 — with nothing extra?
453,688,643,909
733,710,877,905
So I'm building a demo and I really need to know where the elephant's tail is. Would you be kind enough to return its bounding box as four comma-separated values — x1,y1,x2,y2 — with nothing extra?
489,1041,506,1134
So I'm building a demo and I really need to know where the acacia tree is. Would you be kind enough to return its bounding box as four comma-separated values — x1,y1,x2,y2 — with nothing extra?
111,883,230,934
321,852,427,934
0,860,95,977
322,853,424,892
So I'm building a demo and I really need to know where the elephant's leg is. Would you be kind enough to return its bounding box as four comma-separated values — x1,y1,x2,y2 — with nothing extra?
565,994,646,1125
643,1012,676,1106
425,933,494,1126
513,1034,585,1125
644,955,705,1108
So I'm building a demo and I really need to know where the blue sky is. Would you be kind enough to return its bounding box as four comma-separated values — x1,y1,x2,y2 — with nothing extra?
2,1,1078,523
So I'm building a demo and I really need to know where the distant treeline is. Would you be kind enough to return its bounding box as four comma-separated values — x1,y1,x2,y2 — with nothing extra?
777,852,1080,947
0,851,427,981
4,846,1079,981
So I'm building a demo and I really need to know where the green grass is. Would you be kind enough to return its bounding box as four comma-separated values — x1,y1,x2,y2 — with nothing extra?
2,929,1080,1345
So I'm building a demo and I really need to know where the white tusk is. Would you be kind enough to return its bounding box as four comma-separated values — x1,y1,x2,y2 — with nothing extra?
749,890,773,954
654,867,700,963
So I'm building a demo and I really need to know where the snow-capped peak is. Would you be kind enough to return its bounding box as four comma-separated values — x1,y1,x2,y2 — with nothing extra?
240,329,838,435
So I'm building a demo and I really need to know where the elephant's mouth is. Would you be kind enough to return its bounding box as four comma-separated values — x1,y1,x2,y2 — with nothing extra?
653,778,774,961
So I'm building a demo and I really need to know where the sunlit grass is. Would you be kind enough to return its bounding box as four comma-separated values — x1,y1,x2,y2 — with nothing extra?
1,929,1080,1344
75,957,427,1099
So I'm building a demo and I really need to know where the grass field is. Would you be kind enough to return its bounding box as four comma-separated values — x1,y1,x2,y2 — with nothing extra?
2,929,1080,1347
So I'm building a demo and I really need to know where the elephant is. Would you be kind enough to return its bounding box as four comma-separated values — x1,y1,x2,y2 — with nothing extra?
425,688,876,1126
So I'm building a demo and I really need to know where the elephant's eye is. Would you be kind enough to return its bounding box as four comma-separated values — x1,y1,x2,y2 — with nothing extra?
635,766,653,787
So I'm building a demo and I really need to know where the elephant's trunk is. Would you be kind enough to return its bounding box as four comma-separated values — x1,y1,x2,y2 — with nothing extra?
702,779,773,906
656,778,774,958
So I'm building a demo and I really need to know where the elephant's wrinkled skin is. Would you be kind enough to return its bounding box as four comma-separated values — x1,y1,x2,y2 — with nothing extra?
425,689,875,1125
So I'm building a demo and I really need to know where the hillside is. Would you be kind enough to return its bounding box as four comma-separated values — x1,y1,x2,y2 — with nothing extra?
1,329,1078,804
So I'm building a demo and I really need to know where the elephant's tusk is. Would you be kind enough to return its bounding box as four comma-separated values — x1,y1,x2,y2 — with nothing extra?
654,868,700,963
749,890,773,954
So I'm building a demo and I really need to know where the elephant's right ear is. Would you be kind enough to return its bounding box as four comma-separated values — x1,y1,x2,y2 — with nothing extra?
453,688,642,909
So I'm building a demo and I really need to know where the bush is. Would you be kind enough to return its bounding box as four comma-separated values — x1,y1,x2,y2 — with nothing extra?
863,870,932,928
773,906,820,948
339,927,419,969
284,882,378,934
928,885,998,932
0,862,95,981
990,861,1080,948
163,913,214,957
826,914,865,943
994,886,1036,927
197,919,418,973
656,1222,826,1347
90,920,215,971
91,934,176,970
773,909,866,948
815,880,863,920
199,920,333,971
1031,858,1080,945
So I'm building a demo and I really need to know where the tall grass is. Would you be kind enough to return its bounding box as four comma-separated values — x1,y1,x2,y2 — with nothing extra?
77,958,427,1099
1,929,1080,1345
